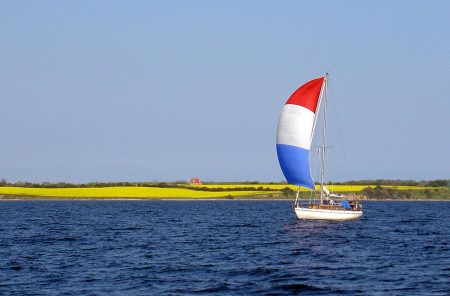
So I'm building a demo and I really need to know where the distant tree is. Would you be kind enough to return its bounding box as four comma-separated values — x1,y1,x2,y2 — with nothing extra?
174,180,188,184
424,180,448,187
282,187,293,198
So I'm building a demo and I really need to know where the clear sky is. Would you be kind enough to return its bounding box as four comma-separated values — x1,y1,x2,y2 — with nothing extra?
1,1,449,183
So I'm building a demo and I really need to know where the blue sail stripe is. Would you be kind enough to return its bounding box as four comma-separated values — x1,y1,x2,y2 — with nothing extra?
276,144,315,189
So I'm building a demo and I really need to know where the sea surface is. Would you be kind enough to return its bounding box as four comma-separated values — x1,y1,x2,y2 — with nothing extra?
0,201,448,295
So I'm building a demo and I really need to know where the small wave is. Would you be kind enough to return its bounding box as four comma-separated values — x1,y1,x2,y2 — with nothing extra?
156,265,192,273
423,245,436,250
376,263,395,270
109,227,142,231
56,236,79,242
381,277,406,283
269,276,309,283
279,283,322,292
192,283,230,293
244,267,278,276
290,247,309,255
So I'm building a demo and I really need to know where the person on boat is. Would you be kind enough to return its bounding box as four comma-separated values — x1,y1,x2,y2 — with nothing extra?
349,201,355,209
340,200,352,210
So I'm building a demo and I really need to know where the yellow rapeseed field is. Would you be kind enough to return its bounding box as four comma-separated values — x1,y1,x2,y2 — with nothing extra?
0,186,269,199
0,184,431,199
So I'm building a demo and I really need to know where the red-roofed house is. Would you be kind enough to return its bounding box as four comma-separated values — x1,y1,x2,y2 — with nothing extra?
190,178,203,185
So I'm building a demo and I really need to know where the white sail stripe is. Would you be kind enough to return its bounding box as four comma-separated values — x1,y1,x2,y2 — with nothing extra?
276,104,315,150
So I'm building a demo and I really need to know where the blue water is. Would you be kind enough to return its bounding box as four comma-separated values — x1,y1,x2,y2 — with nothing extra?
0,201,448,295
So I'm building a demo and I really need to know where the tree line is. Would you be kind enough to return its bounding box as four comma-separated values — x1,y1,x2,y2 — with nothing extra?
331,179,448,187
361,185,448,199
0,179,447,188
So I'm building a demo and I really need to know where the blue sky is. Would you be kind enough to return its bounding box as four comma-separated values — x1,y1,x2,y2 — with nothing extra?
1,1,449,183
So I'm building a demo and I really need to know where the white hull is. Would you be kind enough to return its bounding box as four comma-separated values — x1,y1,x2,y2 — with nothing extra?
294,207,363,221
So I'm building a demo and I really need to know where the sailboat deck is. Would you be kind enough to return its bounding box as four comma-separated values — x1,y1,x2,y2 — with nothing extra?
306,203,361,211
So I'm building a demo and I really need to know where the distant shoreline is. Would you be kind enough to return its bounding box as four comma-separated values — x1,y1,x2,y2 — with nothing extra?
0,196,448,202
0,184,448,201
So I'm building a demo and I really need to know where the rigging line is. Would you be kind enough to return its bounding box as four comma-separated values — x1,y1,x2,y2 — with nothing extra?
328,79,352,185
310,144,320,202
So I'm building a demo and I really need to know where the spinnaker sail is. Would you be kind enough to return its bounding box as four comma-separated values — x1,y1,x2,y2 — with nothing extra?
276,77,325,189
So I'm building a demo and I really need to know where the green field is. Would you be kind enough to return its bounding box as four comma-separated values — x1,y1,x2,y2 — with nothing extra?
0,184,447,200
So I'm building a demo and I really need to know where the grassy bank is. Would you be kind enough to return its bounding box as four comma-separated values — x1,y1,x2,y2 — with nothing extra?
0,184,448,200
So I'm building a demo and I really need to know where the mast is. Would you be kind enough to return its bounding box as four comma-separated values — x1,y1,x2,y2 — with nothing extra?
320,74,329,204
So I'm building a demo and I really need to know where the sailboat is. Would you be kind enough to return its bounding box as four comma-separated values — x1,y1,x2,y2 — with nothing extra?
276,74,363,221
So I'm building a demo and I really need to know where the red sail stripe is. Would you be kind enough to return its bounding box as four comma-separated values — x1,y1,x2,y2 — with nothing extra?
285,77,325,113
